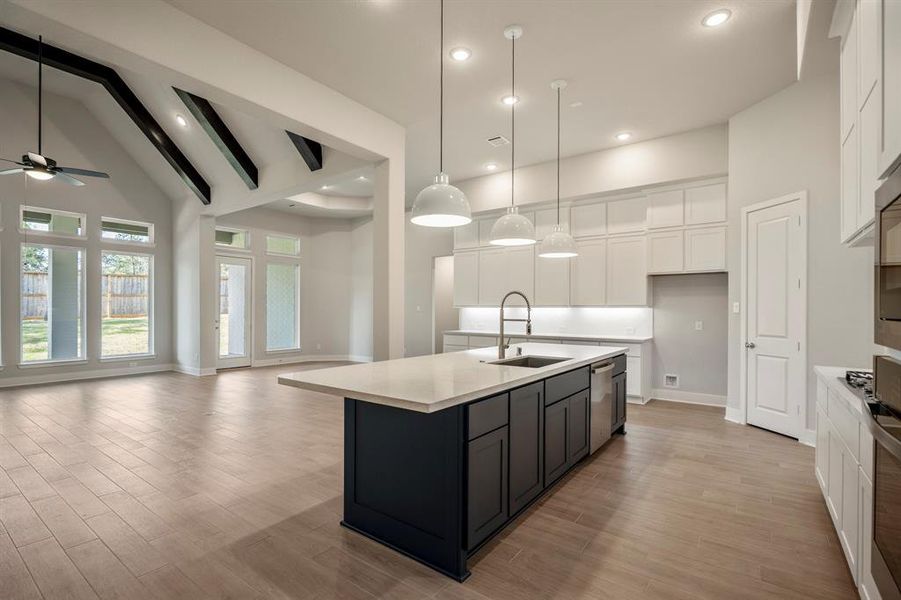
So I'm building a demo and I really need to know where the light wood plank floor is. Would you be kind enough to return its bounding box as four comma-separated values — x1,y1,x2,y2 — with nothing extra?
0,365,856,599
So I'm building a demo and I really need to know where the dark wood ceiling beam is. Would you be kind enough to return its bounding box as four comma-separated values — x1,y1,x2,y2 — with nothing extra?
0,26,212,204
174,87,258,190
286,131,323,172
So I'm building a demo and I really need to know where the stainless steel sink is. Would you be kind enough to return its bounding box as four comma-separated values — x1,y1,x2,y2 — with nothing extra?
485,355,570,368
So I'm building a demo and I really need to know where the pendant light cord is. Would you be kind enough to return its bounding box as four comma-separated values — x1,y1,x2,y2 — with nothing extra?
38,35,42,156
439,0,444,174
556,86,561,225
510,35,515,208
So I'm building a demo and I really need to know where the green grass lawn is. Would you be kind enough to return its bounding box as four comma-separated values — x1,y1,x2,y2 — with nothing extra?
21,317,149,361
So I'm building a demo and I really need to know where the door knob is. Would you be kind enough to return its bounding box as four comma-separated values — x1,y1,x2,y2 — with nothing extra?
745,342,756,349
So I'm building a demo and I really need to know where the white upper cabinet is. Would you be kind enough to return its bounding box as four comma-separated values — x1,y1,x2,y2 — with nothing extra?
647,231,684,274
453,251,479,306
607,197,647,234
535,255,571,306
841,7,859,142
570,239,607,305
685,226,727,272
842,111,861,242
478,247,533,306
880,0,901,177
454,220,480,250
478,219,495,247
684,183,727,225
606,235,648,306
570,202,607,238
859,82,879,230
647,189,684,229
858,0,880,104
534,207,569,240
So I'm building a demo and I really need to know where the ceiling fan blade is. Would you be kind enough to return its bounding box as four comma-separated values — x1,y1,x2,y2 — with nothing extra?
1,157,24,165
27,152,47,167
55,166,110,179
0,168,25,176
53,172,85,186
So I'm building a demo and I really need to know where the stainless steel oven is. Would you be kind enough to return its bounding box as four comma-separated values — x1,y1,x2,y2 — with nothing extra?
877,166,901,350
871,356,901,600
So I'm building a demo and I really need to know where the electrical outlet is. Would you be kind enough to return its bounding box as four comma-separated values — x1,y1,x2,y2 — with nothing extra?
664,374,680,388
732,302,740,314
694,320,703,331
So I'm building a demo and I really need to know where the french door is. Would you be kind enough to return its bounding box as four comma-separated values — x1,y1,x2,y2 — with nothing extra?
216,256,252,369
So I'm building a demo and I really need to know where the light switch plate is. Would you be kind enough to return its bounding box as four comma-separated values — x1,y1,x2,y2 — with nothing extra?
732,302,740,314
694,320,703,331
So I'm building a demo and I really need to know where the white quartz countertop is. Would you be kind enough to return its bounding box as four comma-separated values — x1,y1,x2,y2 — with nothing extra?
814,365,871,418
278,343,628,413
444,330,653,343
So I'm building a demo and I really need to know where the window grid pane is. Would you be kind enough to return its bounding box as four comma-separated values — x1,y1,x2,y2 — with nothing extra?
266,234,299,256
266,263,299,350
101,253,152,357
215,228,249,249
101,219,152,244
21,208,85,236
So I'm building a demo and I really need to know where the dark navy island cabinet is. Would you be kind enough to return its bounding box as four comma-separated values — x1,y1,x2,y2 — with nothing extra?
341,358,625,582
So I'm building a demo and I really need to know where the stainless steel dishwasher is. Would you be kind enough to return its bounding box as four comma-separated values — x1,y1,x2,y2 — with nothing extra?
590,361,615,453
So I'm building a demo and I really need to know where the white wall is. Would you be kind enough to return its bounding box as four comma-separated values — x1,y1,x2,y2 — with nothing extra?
455,124,728,213
651,273,728,399
349,218,374,360
405,217,454,357
727,69,873,429
0,79,174,386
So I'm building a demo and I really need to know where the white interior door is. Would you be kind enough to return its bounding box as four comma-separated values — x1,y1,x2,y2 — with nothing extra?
217,256,252,369
744,195,807,438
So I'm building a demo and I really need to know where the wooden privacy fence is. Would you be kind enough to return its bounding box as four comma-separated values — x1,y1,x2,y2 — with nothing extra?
21,272,149,319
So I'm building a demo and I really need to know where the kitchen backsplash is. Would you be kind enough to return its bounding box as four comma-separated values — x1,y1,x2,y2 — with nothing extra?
458,307,653,338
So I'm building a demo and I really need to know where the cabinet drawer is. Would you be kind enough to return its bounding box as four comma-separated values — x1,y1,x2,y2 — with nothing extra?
827,388,860,462
468,393,509,440
611,354,627,376
444,335,468,346
545,367,590,406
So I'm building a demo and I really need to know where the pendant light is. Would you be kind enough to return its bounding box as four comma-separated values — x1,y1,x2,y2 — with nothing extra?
489,25,536,246
410,0,472,228
538,80,578,258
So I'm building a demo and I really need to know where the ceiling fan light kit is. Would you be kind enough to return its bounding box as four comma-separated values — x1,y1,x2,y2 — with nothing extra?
539,79,578,258
0,35,110,186
490,24,536,247
410,0,472,228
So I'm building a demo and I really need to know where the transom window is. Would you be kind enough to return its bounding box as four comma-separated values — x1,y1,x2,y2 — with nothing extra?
215,227,250,250
101,217,154,245
20,206,86,238
266,234,300,256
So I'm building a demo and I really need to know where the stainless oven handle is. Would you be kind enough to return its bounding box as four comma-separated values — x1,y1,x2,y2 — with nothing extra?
870,413,901,462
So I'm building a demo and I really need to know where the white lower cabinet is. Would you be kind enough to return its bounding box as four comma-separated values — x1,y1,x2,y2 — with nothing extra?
626,356,641,397
841,448,860,581
606,236,648,306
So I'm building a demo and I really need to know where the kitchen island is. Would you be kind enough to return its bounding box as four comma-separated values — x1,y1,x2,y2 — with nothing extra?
278,342,627,580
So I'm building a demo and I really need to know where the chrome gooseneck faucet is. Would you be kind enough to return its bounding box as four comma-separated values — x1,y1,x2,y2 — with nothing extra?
499,291,532,359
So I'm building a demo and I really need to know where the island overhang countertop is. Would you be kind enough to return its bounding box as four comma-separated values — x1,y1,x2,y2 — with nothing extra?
277,342,628,413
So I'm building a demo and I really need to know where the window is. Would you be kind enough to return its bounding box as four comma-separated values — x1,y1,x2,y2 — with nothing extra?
266,234,300,256
266,263,299,351
215,227,249,250
21,244,85,363
101,217,154,245
101,253,153,357
20,206,86,237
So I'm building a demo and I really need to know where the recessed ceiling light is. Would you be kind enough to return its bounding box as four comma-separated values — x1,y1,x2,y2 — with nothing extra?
615,132,632,142
449,47,471,61
702,9,731,27
501,95,519,106
570,101,583,108
484,163,498,171
320,185,331,191
357,176,368,182
175,114,188,128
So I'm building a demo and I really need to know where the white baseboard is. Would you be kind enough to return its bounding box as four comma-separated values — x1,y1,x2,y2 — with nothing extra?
251,354,370,368
0,363,176,388
725,406,745,424
798,428,816,447
174,364,216,376
651,389,726,407
626,395,650,405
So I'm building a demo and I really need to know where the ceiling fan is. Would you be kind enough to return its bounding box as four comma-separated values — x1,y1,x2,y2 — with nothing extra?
0,35,110,186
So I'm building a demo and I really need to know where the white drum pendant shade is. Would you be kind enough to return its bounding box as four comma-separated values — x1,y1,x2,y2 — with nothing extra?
411,172,472,227
489,206,536,246
538,224,578,257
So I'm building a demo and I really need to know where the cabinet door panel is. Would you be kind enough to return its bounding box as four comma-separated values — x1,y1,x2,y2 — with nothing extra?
535,254,570,306
859,83,879,230
841,449,859,581
648,231,684,274
571,239,607,305
684,227,726,272
626,356,640,397
684,183,726,225
841,125,860,242
612,373,626,431
841,9,858,141
478,249,506,306
827,431,844,524
454,220,480,250
647,189,684,229
505,247,534,306
882,0,901,176
570,203,607,238
509,383,544,515
453,252,479,306
606,236,647,306
567,390,590,464
859,0,881,105
467,427,508,550
607,197,647,234
815,408,830,492
544,400,569,486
